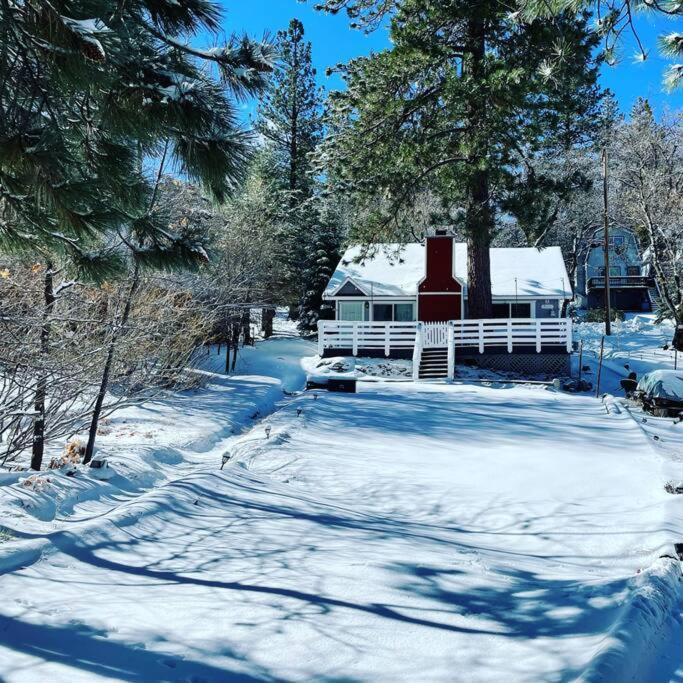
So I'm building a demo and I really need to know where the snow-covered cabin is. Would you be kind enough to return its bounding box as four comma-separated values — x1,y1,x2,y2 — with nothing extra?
319,233,573,378
323,234,572,323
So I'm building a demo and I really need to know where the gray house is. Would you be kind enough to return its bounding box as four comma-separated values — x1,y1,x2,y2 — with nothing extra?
575,227,653,311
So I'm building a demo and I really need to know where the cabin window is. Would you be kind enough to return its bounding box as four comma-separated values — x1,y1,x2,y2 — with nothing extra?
491,304,509,319
371,302,416,322
492,302,532,319
373,304,393,321
395,303,416,321
609,266,621,276
627,266,640,276
510,303,531,318
338,301,368,321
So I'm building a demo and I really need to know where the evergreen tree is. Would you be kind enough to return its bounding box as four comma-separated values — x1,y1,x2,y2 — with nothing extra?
501,11,608,243
0,0,274,468
255,18,337,324
320,1,604,317
516,0,683,90
0,0,274,271
297,203,344,332
256,18,323,202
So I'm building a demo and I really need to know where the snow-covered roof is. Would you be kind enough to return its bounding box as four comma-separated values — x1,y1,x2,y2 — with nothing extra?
324,242,572,299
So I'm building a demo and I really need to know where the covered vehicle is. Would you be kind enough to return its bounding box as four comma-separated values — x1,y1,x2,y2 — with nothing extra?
636,369,683,417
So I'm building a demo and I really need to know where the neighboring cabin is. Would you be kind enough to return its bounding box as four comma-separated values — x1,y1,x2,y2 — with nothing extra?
575,227,654,312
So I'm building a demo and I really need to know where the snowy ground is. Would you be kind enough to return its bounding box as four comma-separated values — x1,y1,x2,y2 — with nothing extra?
0,315,681,681
574,313,679,395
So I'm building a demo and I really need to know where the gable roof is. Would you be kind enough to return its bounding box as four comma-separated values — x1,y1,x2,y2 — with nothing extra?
324,242,572,300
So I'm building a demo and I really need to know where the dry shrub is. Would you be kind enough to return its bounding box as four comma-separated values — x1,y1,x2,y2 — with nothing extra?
21,475,52,491
48,439,85,469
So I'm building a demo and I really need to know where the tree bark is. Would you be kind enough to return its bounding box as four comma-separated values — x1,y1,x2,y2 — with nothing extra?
83,266,140,464
463,12,493,319
466,217,493,319
31,261,55,471
231,321,240,371
241,307,252,346
261,307,274,338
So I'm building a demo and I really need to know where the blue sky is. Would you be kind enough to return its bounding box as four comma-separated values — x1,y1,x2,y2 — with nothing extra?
219,0,682,117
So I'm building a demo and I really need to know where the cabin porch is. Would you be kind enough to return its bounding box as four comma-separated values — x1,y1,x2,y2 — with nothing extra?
317,319,573,379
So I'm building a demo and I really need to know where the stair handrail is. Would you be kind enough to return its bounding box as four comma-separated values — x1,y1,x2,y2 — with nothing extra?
412,322,424,381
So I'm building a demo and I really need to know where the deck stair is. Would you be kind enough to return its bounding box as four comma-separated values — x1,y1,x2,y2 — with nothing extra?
648,284,663,315
419,348,449,379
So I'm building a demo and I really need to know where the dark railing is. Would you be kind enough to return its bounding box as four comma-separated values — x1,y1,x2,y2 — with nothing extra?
587,276,654,290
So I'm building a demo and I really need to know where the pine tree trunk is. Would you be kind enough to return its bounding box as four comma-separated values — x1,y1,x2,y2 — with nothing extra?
463,13,493,319
241,307,252,346
262,307,274,338
83,267,140,465
289,41,299,205
31,261,55,471
466,220,493,319
231,322,240,372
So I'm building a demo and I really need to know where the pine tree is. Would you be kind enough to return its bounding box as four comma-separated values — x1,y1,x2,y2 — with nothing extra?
297,203,344,332
0,0,274,469
255,19,325,313
0,0,274,270
516,0,683,90
320,1,604,317
256,19,323,202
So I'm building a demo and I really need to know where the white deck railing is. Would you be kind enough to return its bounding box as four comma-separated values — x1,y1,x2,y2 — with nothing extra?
317,321,418,357
318,319,572,357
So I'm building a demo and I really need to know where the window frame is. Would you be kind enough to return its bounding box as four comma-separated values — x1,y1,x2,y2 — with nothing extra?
338,301,368,321
491,302,533,319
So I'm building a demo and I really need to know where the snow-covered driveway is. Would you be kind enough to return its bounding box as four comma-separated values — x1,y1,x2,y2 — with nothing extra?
0,381,678,682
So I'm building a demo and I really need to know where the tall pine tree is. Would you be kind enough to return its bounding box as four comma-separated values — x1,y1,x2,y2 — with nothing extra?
255,19,342,329
320,0,606,317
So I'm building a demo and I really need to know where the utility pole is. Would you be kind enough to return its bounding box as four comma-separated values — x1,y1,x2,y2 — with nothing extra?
602,148,612,336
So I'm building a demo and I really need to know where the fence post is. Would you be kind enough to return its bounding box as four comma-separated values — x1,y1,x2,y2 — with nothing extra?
595,335,605,397
447,321,455,380
566,318,573,354
507,319,513,353
385,323,390,357
535,320,542,353
317,321,324,357
352,323,358,357
478,320,485,354
412,322,423,381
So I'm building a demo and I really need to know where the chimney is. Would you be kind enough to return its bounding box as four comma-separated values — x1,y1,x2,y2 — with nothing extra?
420,233,458,293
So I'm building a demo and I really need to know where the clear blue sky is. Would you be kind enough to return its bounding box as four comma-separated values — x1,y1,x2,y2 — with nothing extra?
218,0,682,117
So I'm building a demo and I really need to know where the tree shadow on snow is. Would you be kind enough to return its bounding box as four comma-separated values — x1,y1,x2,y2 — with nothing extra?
4,469,639,682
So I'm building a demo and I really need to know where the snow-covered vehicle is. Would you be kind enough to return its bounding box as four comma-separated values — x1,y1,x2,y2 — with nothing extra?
636,369,683,417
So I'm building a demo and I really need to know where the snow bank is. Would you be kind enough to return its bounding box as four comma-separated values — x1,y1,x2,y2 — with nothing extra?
579,557,683,683
198,336,313,393
637,370,683,401
574,315,678,395
0,334,316,531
